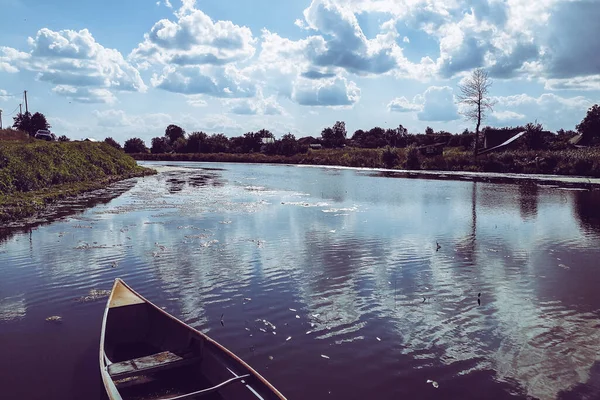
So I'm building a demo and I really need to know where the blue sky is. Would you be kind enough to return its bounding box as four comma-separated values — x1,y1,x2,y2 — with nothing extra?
0,0,599,144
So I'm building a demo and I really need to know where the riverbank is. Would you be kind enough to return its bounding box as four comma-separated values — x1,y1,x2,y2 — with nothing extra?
0,141,155,222
132,147,600,178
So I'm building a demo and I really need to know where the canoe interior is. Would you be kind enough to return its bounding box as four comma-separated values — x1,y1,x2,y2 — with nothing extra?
104,301,274,400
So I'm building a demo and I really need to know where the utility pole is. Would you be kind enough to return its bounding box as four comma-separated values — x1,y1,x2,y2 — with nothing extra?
19,104,22,115
24,90,28,114
0,109,3,129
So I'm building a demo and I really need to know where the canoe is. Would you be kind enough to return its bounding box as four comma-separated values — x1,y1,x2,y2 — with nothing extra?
100,279,286,400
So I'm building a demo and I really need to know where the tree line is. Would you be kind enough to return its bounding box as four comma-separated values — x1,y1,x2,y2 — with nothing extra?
113,101,599,157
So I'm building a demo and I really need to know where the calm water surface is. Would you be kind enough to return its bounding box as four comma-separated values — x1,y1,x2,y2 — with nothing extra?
2,161,600,400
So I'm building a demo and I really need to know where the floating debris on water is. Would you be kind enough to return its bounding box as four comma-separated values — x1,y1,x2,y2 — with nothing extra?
76,289,111,303
306,330,313,335
111,261,118,268
376,337,381,342
259,328,267,333
268,356,274,360
72,225,92,229
289,308,296,312
321,354,330,359
559,264,570,270
256,319,276,330
426,380,439,388
286,336,292,341
296,315,301,319
245,328,250,331
46,315,62,323
219,220,232,224
244,297,252,301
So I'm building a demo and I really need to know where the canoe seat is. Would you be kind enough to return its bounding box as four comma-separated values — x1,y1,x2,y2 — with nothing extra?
108,351,199,380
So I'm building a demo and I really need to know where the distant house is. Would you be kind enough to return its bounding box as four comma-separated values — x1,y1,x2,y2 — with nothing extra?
569,133,591,147
483,129,521,149
309,143,322,150
83,137,98,142
260,137,275,152
418,143,444,156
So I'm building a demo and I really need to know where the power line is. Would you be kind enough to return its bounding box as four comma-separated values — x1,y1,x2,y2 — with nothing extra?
5,104,21,117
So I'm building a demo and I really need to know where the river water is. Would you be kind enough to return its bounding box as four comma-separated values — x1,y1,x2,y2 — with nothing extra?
1,161,600,400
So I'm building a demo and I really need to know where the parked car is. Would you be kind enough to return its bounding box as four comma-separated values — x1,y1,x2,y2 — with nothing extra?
34,130,57,141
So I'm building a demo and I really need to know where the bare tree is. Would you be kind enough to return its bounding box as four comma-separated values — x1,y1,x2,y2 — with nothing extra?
457,68,495,156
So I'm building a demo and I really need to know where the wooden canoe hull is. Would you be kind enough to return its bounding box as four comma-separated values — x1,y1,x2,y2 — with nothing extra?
100,279,286,400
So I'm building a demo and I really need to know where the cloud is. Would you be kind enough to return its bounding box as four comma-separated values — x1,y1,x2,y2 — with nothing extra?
543,1,600,79
417,86,459,121
0,46,29,73
93,109,174,133
185,95,208,107
0,29,145,103
226,90,285,115
0,89,10,101
387,96,422,112
292,76,360,107
130,3,256,67
52,86,116,104
492,93,594,130
151,65,256,97
301,70,337,80
201,114,241,132
544,76,600,91
490,110,526,123
301,0,405,75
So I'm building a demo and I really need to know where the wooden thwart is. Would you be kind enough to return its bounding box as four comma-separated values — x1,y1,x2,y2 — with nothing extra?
108,351,197,380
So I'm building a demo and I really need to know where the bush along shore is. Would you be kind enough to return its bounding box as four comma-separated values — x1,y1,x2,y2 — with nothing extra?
132,147,600,178
0,140,156,222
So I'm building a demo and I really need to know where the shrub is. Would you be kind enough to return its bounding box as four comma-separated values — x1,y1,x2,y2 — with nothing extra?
404,144,420,169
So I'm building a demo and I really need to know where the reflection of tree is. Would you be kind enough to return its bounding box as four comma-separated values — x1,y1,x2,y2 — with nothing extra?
166,177,186,193
573,190,600,235
455,182,477,264
518,182,539,220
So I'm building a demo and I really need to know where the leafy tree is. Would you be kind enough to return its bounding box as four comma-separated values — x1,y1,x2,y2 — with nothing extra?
104,137,122,150
165,124,185,144
242,130,274,153
124,137,148,153
172,137,188,153
524,121,544,150
385,125,408,147
381,146,399,168
186,131,208,153
151,136,172,154
13,112,51,136
457,68,495,156
229,136,245,153
425,126,434,135
322,121,346,147
279,133,299,156
207,133,229,153
576,104,600,140
57,135,70,142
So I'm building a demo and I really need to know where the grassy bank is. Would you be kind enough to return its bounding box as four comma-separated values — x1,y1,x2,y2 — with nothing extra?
133,147,600,177
0,141,156,222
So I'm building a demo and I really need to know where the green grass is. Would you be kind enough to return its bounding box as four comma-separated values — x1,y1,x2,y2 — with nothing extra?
133,147,600,177
0,141,156,222
0,129,31,142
